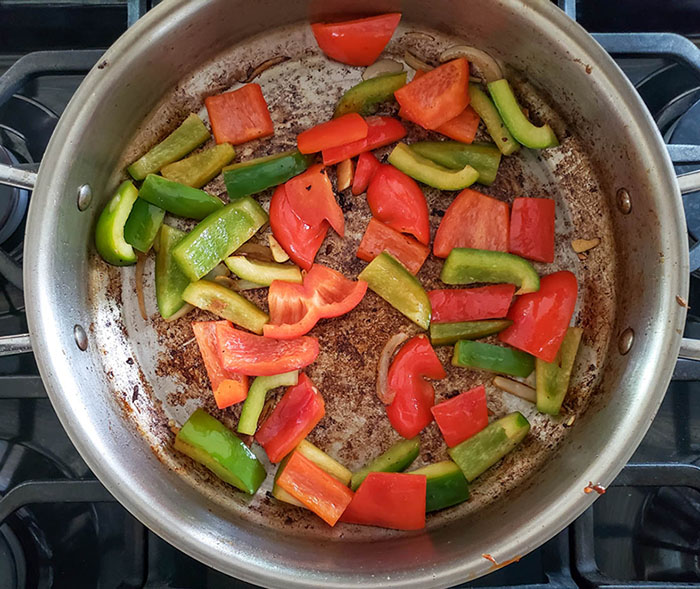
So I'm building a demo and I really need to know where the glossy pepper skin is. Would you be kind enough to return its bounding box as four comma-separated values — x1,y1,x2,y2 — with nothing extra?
161,143,235,188
388,143,478,191
468,84,519,156
322,116,406,165
386,335,446,439
452,340,535,378
123,197,164,254
352,151,381,195
410,141,502,186
95,180,139,266
536,326,583,415
205,83,274,145
138,174,224,220
356,217,429,275
428,284,515,323
508,197,556,263
223,150,311,200
431,385,489,447
297,113,368,154
334,72,407,117
155,224,191,319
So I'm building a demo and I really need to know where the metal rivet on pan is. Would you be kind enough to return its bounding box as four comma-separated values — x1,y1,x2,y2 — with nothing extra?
618,327,634,355
73,324,88,351
617,188,632,214
77,184,93,211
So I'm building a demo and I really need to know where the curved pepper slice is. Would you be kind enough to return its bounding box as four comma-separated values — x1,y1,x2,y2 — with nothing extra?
386,335,446,439
388,142,478,191
95,180,139,266
322,116,406,165
297,113,368,154
285,164,344,237
410,141,502,186
237,371,299,436
334,72,407,117
352,151,381,195
468,84,520,156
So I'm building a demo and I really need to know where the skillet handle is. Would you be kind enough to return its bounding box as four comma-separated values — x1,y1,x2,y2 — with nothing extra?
0,163,36,190
0,334,32,356
678,170,700,195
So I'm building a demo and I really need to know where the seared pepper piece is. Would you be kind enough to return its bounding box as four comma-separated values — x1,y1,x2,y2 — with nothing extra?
430,319,513,346
155,224,191,319
388,142,478,190
223,150,311,200
334,72,407,117
468,84,520,156
123,198,165,253
441,248,540,294
173,196,268,281
138,174,223,220
358,252,431,329
161,143,235,188
488,79,559,149
127,113,210,180
350,437,420,490
237,371,300,436
174,408,266,494
409,141,502,186
225,256,302,286
95,180,139,266
452,340,535,378
409,461,470,512
536,326,583,415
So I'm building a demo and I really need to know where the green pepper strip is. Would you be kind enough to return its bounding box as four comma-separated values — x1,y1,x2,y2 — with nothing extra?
409,141,502,186
155,224,191,319
238,371,299,435
95,180,139,266
468,84,520,156
452,340,534,378
123,198,165,253
128,113,210,180
175,408,266,494
225,256,302,286
350,437,420,491
223,150,311,200
430,319,513,346
138,174,224,220
408,461,470,512
441,248,540,294
388,142,478,190
173,196,268,282
536,326,583,415
161,143,235,188
334,72,407,117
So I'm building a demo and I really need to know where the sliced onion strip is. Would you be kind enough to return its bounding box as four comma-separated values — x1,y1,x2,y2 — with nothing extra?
403,49,433,72
235,242,276,262
377,333,409,404
135,252,148,321
439,45,503,84
493,376,536,403
242,56,290,83
164,303,194,323
363,59,404,80
336,158,354,192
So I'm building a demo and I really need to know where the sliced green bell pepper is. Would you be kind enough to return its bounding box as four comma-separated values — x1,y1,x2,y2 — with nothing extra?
350,437,420,491
223,150,311,200
334,72,407,117
95,180,140,266
182,279,269,334
174,408,266,494
388,142,479,190
487,79,559,149
536,326,583,415
123,198,165,253
468,84,520,156
452,340,534,378
409,141,502,186
138,174,223,220
225,256,302,286
173,196,268,282
430,319,513,346
161,143,235,188
448,411,530,481
155,224,191,319
441,248,540,294
237,371,300,435
358,252,431,329
409,461,470,512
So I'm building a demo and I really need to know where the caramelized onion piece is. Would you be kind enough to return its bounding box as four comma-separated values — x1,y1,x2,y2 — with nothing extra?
135,252,148,321
163,303,194,323
492,376,536,403
439,45,503,84
235,242,276,262
363,59,404,80
403,49,433,72
242,56,290,83
377,333,409,404
336,159,354,191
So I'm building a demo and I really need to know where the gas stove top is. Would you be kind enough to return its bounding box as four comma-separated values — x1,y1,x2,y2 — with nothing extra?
0,1,698,588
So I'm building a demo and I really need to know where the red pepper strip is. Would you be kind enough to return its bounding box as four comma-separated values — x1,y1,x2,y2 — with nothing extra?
509,197,556,263
433,188,510,258
204,83,274,145
285,164,345,237
297,113,368,154
435,105,480,144
311,13,401,67
322,116,406,165
366,164,430,245
276,450,354,525
216,321,319,376
269,183,329,271
356,217,429,275
431,385,489,447
386,335,446,439
263,264,368,339
351,151,381,195
341,471,426,530
428,284,516,323
394,58,469,130
192,322,249,409
255,373,325,463
499,271,578,362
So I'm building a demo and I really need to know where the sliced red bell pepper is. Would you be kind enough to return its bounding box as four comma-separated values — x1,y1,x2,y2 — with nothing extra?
366,164,430,245
431,385,489,447
433,188,510,258
216,321,319,376
356,217,429,274
276,450,354,526
351,151,381,195
204,84,274,145
499,271,578,362
192,322,249,409
264,264,368,339
428,284,516,323
341,471,426,530
255,373,325,463
311,13,401,67
394,58,469,130
285,164,345,237
509,197,556,263
297,113,368,154
435,105,480,144
386,335,446,439
322,116,406,165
